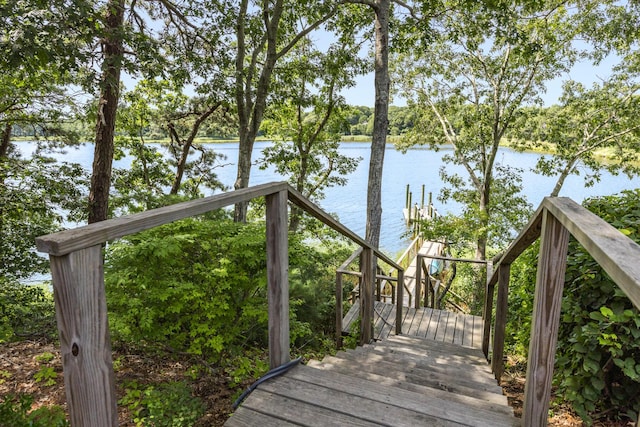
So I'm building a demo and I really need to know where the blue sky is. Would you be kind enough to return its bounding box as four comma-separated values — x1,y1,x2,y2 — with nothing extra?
340,53,623,107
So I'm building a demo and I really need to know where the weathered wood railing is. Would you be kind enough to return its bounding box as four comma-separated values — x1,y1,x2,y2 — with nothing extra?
35,181,405,427
414,252,490,310
483,197,640,426
335,246,405,347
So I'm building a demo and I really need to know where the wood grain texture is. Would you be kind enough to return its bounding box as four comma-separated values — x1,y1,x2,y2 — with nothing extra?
335,272,343,347
50,246,117,426
522,209,570,426
37,182,289,256
265,190,289,368
287,186,401,270
544,197,640,310
396,269,404,335
492,264,511,382
360,248,375,344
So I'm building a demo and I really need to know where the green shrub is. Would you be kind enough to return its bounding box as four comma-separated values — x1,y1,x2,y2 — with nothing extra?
105,218,270,360
105,217,348,362
555,190,640,423
0,394,68,427
120,381,204,427
0,279,57,343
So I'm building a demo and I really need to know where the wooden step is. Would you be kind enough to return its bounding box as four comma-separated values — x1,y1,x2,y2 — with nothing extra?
318,352,504,397
304,358,512,415
228,322,516,426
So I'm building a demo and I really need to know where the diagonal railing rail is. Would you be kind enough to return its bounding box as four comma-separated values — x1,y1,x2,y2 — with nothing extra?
483,197,640,426
35,182,405,427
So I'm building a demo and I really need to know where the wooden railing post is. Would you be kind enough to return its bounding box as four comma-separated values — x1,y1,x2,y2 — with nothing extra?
265,190,290,369
360,247,374,345
523,209,569,426
415,254,422,309
396,269,404,335
482,273,496,359
49,245,117,427
335,271,343,348
492,264,511,381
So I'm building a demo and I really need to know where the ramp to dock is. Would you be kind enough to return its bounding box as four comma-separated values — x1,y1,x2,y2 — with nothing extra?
343,301,483,348
226,334,516,426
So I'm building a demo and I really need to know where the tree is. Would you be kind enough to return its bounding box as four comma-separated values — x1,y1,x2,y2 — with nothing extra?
259,38,363,231
110,80,231,215
513,70,640,197
230,0,370,222
88,0,125,224
395,1,576,259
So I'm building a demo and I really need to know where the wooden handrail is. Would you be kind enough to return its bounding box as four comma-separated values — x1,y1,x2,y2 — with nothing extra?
36,181,406,426
36,182,290,256
483,197,640,426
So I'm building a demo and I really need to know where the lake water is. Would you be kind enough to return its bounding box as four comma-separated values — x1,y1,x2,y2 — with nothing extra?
17,140,639,256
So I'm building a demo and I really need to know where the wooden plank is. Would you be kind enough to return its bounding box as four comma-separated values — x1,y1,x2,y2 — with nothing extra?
288,186,400,269
49,246,117,426
378,303,397,340
335,272,343,347
473,314,484,349
544,197,640,310
258,374,462,426
373,302,392,340
37,181,290,256
416,308,440,339
286,365,517,426
238,389,379,426
341,300,359,334
360,247,374,344
265,190,289,369
354,346,499,388
225,407,301,426
443,310,457,344
404,307,420,335
415,254,423,309
375,338,493,368
313,355,505,403
434,310,449,342
523,209,570,426
306,360,512,413
462,314,475,348
452,313,464,346
396,269,404,335
328,351,499,392
492,264,511,381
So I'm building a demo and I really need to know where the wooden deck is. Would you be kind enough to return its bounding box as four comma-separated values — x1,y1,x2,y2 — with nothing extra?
342,301,484,349
226,334,516,426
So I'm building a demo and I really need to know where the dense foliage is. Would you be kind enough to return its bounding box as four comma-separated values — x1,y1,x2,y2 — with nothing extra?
555,190,640,423
503,190,640,423
105,215,349,362
0,280,57,343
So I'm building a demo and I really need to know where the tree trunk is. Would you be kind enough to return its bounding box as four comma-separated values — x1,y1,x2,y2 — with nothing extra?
233,0,283,222
88,0,125,224
365,0,390,248
550,158,578,197
0,123,11,159
475,185,489,261
168,103,219,195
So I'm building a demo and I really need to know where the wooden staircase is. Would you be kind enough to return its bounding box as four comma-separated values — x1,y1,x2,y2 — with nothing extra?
226,334,517,426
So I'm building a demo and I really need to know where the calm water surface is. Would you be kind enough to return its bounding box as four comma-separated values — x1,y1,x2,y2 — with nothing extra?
18,141,639,256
